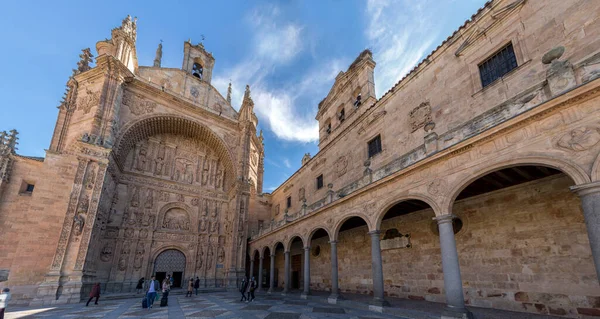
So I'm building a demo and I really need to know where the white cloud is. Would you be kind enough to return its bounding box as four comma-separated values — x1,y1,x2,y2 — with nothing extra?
213,5,343,143
282,158,291,169
366,0,440,97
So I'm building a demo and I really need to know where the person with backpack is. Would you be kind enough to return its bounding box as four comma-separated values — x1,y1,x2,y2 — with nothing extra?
194,277,200,296
145,275,160,309
239,277,248,302
248,277,257,302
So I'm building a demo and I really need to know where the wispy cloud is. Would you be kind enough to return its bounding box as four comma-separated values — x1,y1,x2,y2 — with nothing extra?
283,158,291,169
213,5,342,143
366,0,439,97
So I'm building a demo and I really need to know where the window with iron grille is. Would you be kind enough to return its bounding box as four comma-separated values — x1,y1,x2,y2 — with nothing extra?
286,196,291,208
478,43,518,88
368,135,382,158
316,174,324,190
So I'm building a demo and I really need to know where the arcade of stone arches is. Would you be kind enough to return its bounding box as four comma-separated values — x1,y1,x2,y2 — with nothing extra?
248,157,600,314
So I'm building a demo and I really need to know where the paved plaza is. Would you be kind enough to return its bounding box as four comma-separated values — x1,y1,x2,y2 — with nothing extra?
4,291,409,319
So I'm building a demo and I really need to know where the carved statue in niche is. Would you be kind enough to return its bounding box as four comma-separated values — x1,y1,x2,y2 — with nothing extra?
183,163,193,184
154,142,166,176
199,218,208,232
118,243,130,271
217,246,225,263
145,189,154,209
130,186,140,207
134,211,143,226
100,243,113,262
162,208,190,231
210,218,219,233
197,246,204,269
173,159,194,184
201,156,210,185
137,142,148,171
202,199,209,216
206,246,214,270
73,213,85,235
78,193,90,215
85,165,96,189
215,167,224,190
142,213,155,227
224,215,232,235
133,243,145,269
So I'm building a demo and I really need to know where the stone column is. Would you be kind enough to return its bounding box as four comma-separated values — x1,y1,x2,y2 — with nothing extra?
282,251,290,295
369,230,388,307
249,258,255,281
435,214,472,318
257,256,264,292
301,246,310,299
268,254,275,294
572,182,600,282
328,240,341,302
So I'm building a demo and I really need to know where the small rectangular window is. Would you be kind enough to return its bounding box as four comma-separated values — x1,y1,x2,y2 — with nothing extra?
368,135,382,158
19,180,35,195
316,174,324,190
478,42,518,88
338,108,345,123
26,184,35,193
286,196,291,208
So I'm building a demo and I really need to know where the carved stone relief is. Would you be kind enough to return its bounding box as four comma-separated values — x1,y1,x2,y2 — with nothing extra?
100,243,113,262
428,179,447,197
556,126,600,152
122,93,158,116
409,102,432,132
78,89,100,114
162,208,190,231
334,155,349,177
118,243,130,271
134,243,145,269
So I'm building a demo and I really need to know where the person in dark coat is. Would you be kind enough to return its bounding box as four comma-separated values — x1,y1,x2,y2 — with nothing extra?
248,277,257,302
86,283,101,306
194,277,200,296
136,277,145,294
239,277,248,302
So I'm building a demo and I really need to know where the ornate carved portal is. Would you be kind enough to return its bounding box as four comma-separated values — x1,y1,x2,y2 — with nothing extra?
96,130,238,292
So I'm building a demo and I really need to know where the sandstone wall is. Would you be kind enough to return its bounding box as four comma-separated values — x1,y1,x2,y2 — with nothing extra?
299,175,599,316
0,154,77,304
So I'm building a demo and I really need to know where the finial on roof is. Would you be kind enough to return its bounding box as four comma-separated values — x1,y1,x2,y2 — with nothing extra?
72,48,94,77
1,129,19,154
153,41,163,67
244,85,251,100
258,130,264,144
226,81,232,104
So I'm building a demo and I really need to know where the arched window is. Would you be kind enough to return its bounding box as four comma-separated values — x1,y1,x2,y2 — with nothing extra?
192,63,203,79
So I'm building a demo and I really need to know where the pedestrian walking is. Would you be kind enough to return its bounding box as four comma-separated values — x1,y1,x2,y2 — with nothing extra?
0,288,11,319
145,275,160,309
86,283,100,306
186,278,194,297
160,278,170,307
194,277,200,295
136,277,145,294
248,277,257,302
239,277,248,302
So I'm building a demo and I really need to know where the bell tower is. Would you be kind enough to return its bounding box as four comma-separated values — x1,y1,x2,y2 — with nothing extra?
182,40,215,83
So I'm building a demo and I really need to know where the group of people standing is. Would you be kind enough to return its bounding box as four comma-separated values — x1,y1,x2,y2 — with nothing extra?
239,277,257,302
186,277,201,297
139,274,174,309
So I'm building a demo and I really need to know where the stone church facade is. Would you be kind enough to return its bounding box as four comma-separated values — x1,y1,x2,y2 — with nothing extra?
1,0,600,318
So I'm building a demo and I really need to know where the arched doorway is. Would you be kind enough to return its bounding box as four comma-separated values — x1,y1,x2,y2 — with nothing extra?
154,249,186,288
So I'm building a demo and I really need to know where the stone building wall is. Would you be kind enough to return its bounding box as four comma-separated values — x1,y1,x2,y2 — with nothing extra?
296,174,598,316
0,154,77,304
265,0,600,227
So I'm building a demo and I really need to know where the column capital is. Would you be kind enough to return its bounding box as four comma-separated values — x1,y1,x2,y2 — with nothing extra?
571,181,600,197
328,240,338,245
284,250,290,255
368,230,381,237
434,214,457,225
270,254,276,258
250,259,254,263
259,256,264,260
304,246,311,251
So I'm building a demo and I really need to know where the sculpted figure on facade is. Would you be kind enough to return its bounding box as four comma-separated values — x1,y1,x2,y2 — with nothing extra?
162,208,190,231
85,164,96,189
144,188,154,209
118,243,130,271
136,142,148,171
100,243,113,262
133,243,145,269
217,246,225,263
130,186,140,207
154,143,166,176
556,126,600,152
73,213,85,236
215,167,224,190
206,245,214,270
199,218,208,232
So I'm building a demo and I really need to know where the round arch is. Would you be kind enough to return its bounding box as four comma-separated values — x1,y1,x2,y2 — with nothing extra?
306,226,332,242
442,155,591,214
332,214,372,241
285,234,305,251
374,193,439,231
271,241,285,254
261,246,271,259
112,114,236,188
249,248,260,261
148,245,189,287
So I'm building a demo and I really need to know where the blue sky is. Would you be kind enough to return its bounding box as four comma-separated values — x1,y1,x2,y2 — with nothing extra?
0,0,486,192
